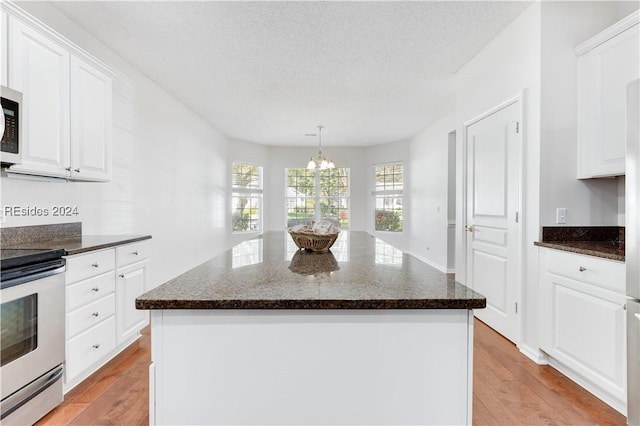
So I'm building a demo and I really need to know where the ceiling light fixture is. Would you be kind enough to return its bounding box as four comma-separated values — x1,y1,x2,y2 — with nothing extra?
306,125,335,170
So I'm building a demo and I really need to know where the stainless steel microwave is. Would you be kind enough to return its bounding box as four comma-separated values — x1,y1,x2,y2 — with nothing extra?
1,86,23,166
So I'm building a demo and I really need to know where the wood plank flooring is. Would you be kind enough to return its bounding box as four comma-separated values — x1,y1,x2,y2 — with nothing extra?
472,319,625,425
38,320,626,425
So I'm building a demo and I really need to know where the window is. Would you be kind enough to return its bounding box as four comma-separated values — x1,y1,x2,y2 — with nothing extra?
232,163,262,232
373,162,403,232
286,168,350,229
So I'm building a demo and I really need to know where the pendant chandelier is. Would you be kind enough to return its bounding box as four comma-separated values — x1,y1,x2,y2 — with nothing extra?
306,125,335,170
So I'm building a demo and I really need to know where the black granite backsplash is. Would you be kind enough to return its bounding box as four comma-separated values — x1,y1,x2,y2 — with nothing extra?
540,226,624,244
535,226,625,261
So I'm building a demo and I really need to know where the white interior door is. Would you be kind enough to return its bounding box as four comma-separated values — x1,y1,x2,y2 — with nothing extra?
465,101,520,343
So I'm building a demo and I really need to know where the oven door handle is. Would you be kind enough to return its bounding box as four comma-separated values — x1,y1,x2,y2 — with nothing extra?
0,365,63,420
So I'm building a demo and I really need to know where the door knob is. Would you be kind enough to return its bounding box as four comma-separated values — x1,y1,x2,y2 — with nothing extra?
465,225,474,232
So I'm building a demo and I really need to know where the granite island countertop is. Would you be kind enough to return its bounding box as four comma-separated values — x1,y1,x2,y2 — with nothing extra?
136,231,486,310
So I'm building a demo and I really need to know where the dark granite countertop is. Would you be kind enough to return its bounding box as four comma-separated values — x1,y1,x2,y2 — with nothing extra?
3,235,152,256
1,222,151,256
534,240,624,261
534,226,624,262
136,231,486,310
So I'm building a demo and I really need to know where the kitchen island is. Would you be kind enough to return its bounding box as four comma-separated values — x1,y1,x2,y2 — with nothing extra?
137,231,485,425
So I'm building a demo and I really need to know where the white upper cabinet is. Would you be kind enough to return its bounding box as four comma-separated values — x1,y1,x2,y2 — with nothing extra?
2,3,113,181
70,56,112,181
8,16,71,178
576,11,640,178
1,10,8,86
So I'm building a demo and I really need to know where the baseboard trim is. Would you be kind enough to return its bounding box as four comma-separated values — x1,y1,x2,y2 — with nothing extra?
406,251,447,273
518,343,548,365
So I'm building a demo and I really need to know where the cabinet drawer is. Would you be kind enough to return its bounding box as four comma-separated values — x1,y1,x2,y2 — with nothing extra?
546,250,625,293
66,315,116,382
116,240,149,268
66,272,115,311
66,249,115,283
67,293,115,339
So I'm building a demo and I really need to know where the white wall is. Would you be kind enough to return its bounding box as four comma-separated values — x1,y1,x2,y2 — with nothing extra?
539,1,627,227
407,113,456,272
0,2,229,289
453,1,541,357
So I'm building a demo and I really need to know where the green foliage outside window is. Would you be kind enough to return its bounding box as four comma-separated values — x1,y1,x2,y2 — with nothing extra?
373,163,403,232
375,209,403,232
232,163,262,232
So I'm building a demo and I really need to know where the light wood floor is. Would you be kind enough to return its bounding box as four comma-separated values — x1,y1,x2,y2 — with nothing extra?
38,320,626,425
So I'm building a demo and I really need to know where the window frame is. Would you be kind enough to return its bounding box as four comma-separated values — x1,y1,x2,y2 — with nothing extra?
372,162,404,233
285,167,350,230
231,162,263,234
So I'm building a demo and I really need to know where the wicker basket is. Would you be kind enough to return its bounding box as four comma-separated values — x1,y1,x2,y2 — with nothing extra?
288,229,340,252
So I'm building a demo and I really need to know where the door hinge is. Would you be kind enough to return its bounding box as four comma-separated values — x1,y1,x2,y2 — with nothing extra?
515,211,519,223
515,302,518,314
515,122,520,134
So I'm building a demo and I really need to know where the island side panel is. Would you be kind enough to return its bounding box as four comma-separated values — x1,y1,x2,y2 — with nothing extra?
150,309,473,425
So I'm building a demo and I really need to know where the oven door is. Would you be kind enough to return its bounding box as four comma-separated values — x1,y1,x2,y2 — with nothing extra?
1,270,65,400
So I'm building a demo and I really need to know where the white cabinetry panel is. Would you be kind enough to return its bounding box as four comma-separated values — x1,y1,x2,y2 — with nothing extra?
116,260,148,345
65,316,116,381
64,243,150,392
116,240,149,268
66,271,115,312
70,55,112,181
67,293,116,339
66,249,115,283
2,3,113,181
539,248,627,413
549,275,626,386
1,11,7,86
8,16,70,177
576,13,640,178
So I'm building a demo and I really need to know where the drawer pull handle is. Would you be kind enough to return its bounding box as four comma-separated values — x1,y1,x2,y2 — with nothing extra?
91,287,100,292
92,311,99,317
579,266,587,272
92,343,100,349
133,251,139,255
119,273,125,278
92,262,99,268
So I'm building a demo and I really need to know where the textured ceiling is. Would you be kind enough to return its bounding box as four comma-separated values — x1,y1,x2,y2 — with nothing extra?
51,1,532,147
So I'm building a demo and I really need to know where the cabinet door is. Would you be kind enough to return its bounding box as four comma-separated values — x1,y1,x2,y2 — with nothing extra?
1,11,7,86
116,260,149,344
577,23,640,178
541,269,627,405
66,315,116,383
70,56,112,181
8,17,70,178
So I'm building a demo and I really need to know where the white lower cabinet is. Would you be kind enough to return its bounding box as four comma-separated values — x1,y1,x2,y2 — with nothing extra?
64,241,149,392
116,260,149,344
66,316,116,382
539,248,626,413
